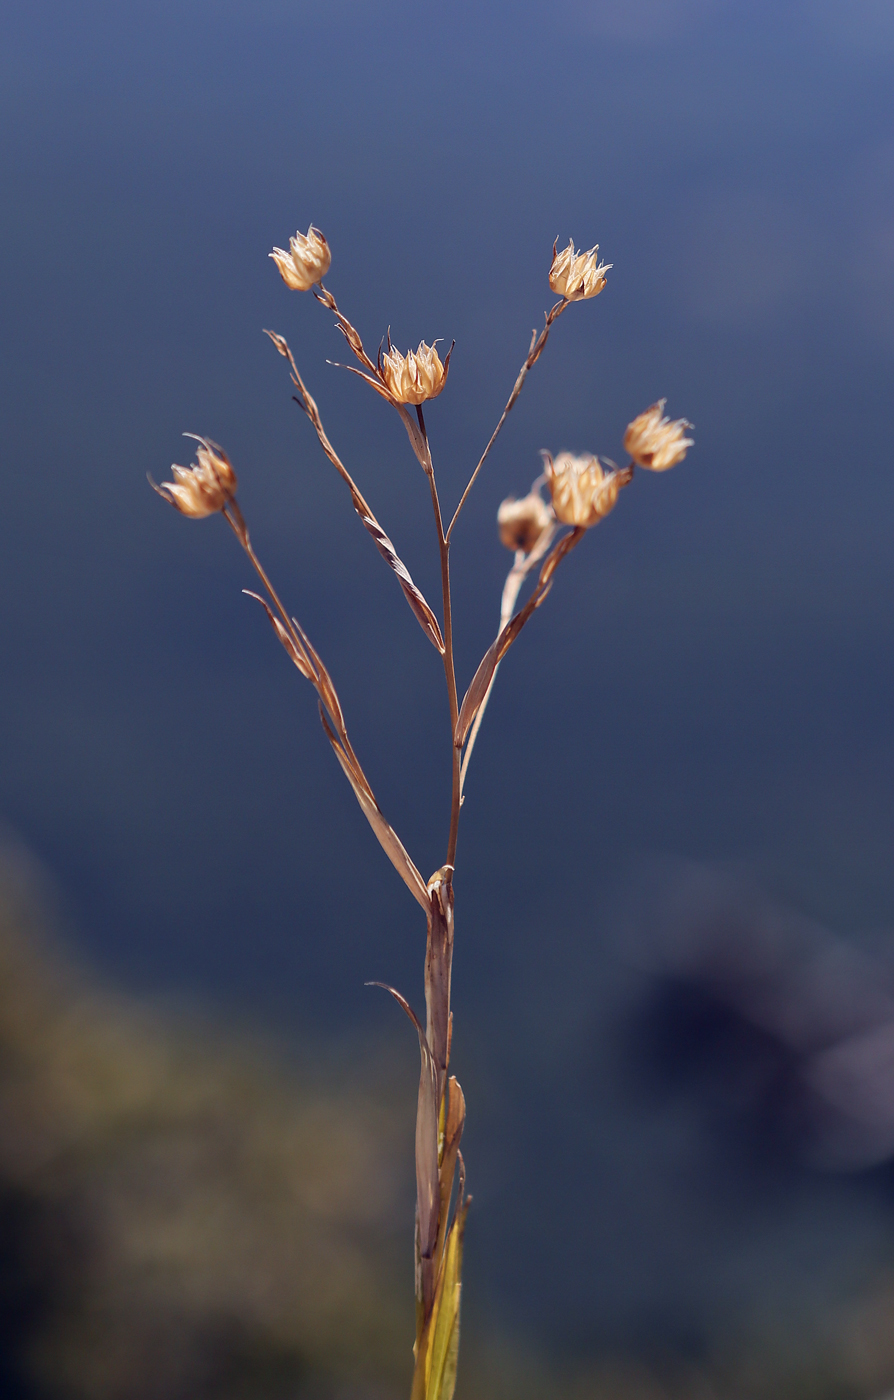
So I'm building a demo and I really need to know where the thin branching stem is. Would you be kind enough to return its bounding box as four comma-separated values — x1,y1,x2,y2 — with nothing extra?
315,282,379,375
223,502,300,650
269,332,374,510
416,407,462,869
445,297,568,542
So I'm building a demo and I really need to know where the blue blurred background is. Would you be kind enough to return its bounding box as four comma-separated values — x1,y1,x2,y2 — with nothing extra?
2,0,894,1395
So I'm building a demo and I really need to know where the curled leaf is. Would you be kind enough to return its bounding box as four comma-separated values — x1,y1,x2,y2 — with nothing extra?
357,511,445,653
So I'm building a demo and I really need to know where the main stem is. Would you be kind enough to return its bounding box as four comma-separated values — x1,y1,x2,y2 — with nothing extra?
417,407,461,871
412,405,462,1398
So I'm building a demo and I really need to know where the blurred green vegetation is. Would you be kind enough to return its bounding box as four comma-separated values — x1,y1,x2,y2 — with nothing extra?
1,850,894,1400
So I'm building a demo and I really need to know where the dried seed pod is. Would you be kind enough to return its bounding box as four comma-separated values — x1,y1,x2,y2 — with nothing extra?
548,238,611,301
543,451,629,528
496,492,553,553
269,225,331,291
153,436,237,518
623,400,694,471
379,340,450,405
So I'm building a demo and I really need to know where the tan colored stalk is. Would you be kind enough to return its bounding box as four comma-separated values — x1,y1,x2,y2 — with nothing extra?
446,296,568,542
154,229,692,1400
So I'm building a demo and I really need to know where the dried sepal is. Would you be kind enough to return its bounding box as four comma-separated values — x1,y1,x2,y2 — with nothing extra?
497,492,554,553
623,399,694,471
543,451,632,528
151,436,237,518
269,225,331,291
379,338,453,405
548,238,611,301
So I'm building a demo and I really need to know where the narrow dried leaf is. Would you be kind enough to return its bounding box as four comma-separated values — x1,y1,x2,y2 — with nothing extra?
454,604,529,747
425,889,454,1090
243,591,314,679
366,981,430,1049
278,345,443,653
358,511,445,653
435,1077,465,1277
319,707,430,912
425,1201,468,1400
292,619,346,739
454,528,585,748
365,979,440,1265
262,328,290,357
416,1054,440,1269
328,358,395,403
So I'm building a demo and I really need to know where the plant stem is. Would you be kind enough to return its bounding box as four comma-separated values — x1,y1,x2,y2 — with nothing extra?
416,407,462,870
445,296,568,543
224,502,299,649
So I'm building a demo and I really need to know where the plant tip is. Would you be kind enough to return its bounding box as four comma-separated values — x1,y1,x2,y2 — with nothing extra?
623,400,694,471
152,437,237,518
269,225,331,291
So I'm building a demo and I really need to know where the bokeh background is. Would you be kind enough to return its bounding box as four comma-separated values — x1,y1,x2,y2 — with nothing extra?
3,0,894,1395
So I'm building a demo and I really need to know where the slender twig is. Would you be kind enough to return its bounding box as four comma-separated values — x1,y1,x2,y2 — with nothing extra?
415,406,462,869
223,502,301,651
314,282,378,375
268,332,370,501
446,297,568,543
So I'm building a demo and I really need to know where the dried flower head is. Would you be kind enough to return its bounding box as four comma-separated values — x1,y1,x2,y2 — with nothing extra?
548,239,611,301
543,452,629,528
153,436,237,518
623,400,694,471
379,339,451,405
269,225,331,291
497,492,553,553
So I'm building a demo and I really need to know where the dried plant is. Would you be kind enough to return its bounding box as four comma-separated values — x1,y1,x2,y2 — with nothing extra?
152,229,693,1400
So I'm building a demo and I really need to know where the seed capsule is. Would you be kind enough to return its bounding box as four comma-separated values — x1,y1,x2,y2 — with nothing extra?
623,400,694,471
269,225,331,291
153,436,237,518
543,452,630,528
548,239,611,301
